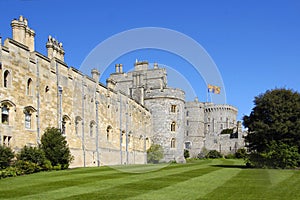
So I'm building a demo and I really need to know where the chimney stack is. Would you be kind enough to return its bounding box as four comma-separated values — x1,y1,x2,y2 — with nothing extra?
46,35,65,61
91,69,100,81
11,16,35,51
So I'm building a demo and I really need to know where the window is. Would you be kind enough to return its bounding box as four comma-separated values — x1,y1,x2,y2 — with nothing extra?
171,121,176,132
186,111,189,116
187,120,189,126
90,121,95,137
1,105,9,124
171,105,176,113
3,136,12,146
61,115,70,135
106,126,112,141
186,130,189,136
25,111,31,129
171,138,176,148
45,86,50,93
4,70,10,88
220,124,223,130
27,78,33,95
185,142,191,149
207,124,210,132
75,116,82,136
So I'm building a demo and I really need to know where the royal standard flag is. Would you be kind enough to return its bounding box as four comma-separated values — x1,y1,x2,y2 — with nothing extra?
208,84,221,94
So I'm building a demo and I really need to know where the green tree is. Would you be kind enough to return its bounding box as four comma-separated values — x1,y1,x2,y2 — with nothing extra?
147,144,164,164
184,149,190,159
0,145,14,169
41,127,73,169
243,88,300,168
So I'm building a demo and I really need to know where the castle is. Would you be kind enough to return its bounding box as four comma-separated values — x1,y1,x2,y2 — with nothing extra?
0,16,245,167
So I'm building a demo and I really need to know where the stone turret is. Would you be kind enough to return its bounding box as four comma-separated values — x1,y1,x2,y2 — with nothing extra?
91,69,100,81
11,16,35,51
46,35,65,61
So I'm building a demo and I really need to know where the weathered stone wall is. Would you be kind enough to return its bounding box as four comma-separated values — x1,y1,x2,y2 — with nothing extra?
184,99,205,157
0,16,151,168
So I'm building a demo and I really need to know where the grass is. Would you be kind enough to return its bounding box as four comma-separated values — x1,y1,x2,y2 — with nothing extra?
0,159,299,200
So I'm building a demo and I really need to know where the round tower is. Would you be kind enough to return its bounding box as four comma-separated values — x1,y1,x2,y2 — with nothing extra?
144,88,185,163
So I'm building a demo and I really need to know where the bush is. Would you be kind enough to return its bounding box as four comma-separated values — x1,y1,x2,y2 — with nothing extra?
198,147,209,159
246,141,300,169
235,148,247,159
0,167,19,179
184,149,190,159
17,146,46,166
0,145,14,169
206,150,222,159
14,160,41,174
41,127,73,169
147,144,164,164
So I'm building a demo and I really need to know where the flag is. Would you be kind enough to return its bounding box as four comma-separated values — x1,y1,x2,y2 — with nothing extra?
208,84,221,94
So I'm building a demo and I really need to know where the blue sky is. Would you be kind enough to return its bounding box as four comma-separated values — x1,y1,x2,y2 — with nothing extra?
1,0,300,121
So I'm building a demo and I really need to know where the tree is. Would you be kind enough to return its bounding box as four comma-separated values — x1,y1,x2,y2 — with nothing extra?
184,149,190,159
41,127,73,169
0,145,14,169
243,88,300,168
147,144,164,164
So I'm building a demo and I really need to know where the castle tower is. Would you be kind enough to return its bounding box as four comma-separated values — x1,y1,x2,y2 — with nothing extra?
144,87,186,163
107,61,186,163
184,98,205,157
11,16,35,51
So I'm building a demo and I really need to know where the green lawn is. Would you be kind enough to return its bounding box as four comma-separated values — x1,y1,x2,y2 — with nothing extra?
0,159,299,200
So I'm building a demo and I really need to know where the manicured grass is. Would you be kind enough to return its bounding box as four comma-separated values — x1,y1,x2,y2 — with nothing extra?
0,159,299,200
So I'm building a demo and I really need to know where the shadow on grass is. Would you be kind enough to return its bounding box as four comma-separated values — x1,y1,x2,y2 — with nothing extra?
212,164,251,169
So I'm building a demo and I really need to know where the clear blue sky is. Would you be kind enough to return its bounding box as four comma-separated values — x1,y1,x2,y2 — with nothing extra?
1,0,300,121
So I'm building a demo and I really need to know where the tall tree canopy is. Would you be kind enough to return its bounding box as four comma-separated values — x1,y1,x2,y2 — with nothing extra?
243,88,300,168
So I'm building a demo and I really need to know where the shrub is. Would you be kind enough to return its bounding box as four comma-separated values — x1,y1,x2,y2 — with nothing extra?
147,144,164,164
14,160,41,174
184,149,190,159
198,147,209,159
220,128,234,135
17,146,46,166
206,150,222,159
0,145,14,169
235,148,247,159
246,142,300,169
41,127,73,169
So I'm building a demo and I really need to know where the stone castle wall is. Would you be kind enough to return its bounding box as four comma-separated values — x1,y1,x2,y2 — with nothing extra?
0,16,246,166
0,16,151,167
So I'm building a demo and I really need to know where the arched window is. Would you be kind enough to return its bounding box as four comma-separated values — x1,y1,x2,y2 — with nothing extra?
27,78,33,96
3,70,10,88
106,125,112,141
171,121,176,132
2,105,9,124
24,111,31,129
62,115,71,135
90,121,96,137
23,106,37,129
171,138,176,148
75,116,82,136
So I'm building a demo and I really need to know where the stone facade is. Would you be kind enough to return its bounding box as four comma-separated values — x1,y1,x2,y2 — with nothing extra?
0,16,246,167
0,16,151,167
